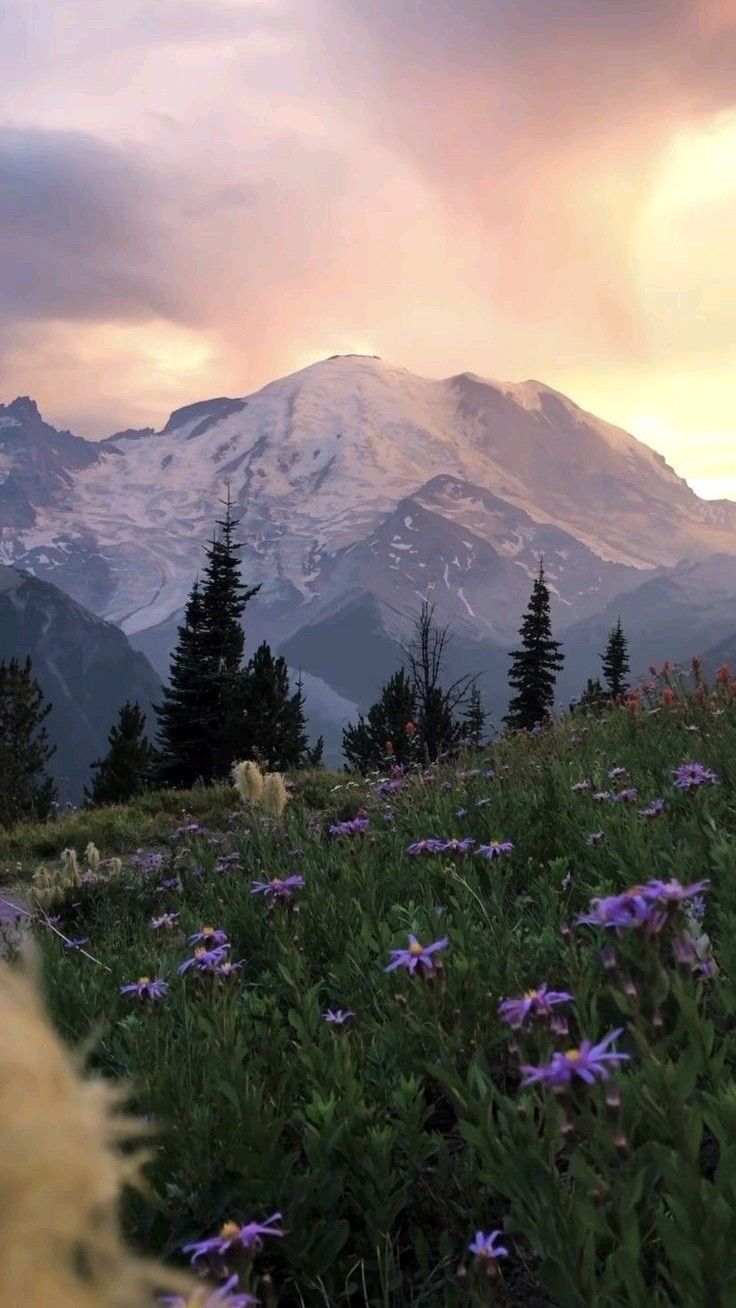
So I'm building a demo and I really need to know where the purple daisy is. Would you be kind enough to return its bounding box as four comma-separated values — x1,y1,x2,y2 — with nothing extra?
638,798,666,819
178,944,230,974
159,1274,257,1307
612,787,639,804
406,838,448,855
215,959,244,979
183,1214,284,1264
329,815,370,836
575,891,653,930
188,925,229,947
673,762,719,790
323,1008,354,1025
250,874,305,900
120,976,169,1001
468,1229,509,1263
571,780,591,793
498,983,573,1029
477,840,514,860
608,766,628,780
439,837,475,854
593,791,612,802
385,933,449,975
151,912,180,931
642,877,710,905
63,936,90,950
521,1029,629,1089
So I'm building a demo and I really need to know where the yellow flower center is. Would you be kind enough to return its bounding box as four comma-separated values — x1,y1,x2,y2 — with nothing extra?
219,1220,240,1239
524,989,539,1000
408,940,424,955
194,947,205,957
138,976,150,985
202,925,214,934
565,1049,582,1062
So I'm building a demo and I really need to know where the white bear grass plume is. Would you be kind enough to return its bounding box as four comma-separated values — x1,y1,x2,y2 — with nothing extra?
232,760,290,818
0,959,191,1307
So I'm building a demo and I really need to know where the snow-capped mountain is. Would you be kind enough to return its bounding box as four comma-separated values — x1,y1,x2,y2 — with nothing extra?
1,354,735,729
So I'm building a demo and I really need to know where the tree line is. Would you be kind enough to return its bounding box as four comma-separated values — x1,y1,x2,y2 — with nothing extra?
0,511,632,824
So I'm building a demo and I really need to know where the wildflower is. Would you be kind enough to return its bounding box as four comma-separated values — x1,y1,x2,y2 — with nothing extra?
171,821,205,839
215,960,244,980
406,838,448,855
468,1229,508,1264
612,787,638,804
261,772,290,818
521,1029,629,1088
232,759,264,806
475,797,491,807
158,876,181,891
586,831,604,846
608,767,627,780
323,1009,354,1025
159,1273,258,1306
672,935,717,977
571,780,590,793
673,762,719,790
638,798,665,819
250,874,305,900
188,926,229,947
498,984,573,1029
455,807,468,818
151,912,180,930
642,877,710,905
477,840,514,860
63,936,89,950
179,945,230,974
120,976,169,1001
484,769,496,779
130,850,165,872
437,836,474,854
599,945,617,970
576,891,653,930
329,815,370,836
593,790,611,802
385,933,449,975
183,1214,284,1264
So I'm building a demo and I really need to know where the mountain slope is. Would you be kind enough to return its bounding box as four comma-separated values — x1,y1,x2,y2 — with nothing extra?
2,356,735,643
0,566,161,800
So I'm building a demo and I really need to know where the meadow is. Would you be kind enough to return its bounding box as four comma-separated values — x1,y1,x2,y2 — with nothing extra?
5,667,736,1307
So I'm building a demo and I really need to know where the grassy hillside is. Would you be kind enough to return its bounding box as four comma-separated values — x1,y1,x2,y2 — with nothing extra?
5,670,736,1306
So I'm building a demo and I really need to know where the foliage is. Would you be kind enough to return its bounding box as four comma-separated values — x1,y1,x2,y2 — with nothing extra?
403,600,479,761
11,665,736,1305
342,668,418,771
0,655,56,828
601,618,630,701
505,562,565,732
86,701,154,806
239,645,312,771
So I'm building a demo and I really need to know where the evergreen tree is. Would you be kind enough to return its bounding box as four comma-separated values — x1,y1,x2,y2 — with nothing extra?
85,701,153,805
573,677,606,716
238,644,311,770
155,489,260,786
460,683,486,745
0,656,56,827
504,562,564,731
601,617,630,700
343,667,417,771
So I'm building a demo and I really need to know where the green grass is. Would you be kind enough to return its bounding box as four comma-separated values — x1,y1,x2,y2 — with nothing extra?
9,686,736,1306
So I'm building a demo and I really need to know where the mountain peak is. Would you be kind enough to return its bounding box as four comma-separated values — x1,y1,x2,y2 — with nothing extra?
6,396,41,421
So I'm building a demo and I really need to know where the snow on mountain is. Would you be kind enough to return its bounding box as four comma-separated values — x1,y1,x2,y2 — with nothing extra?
1,355,735,651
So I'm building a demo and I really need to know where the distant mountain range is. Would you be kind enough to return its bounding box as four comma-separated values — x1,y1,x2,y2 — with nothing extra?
0,355,734,755
0,566,160,799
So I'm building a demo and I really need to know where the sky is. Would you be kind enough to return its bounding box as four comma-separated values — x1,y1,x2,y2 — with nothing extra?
1,0,735,498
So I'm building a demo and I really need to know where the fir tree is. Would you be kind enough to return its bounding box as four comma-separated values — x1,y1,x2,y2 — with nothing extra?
504,562,564,731
238,644,311,770
85,701,153,806
573,677,606,716
460,683,486,745
0,656,56,827
601,617,630,700
342,667,417,771
155,583,213,787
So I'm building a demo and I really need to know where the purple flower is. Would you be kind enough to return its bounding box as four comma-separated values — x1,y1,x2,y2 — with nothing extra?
179,945,230,974
183,1214,284,1263
329,816,370,836
571,780,590,793
151,912,180,931
159,1273,258,1306
130,850,166,872
498,983,573,1029
585,831,604,846
642,877,710,905
593,791,612,802
608,766,628,780
378,778,406,796
386,933,449,975
673,935,717,977
468,1229,509,1263
323,1008,354,1025
455,807,468,818
439,837,475,854
120,975,169,1001
215,960,244,979
576,891,653,930
171,821,206,839
63,936,89,950
406,838,447,855
477,840,514,860
521,1029,629,1088
638,798,666,819
612,787,639,804
157,877,181,892
188,925,229,947
673,762,719,790
250,874,305,900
